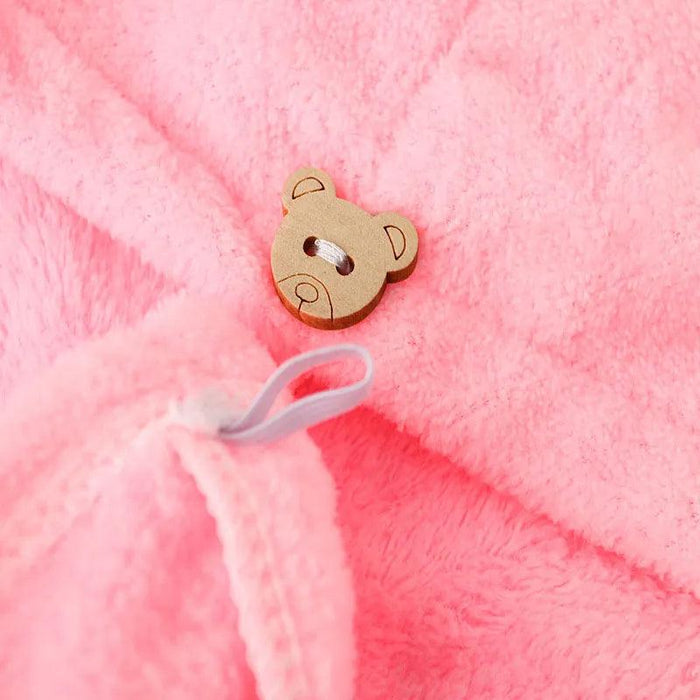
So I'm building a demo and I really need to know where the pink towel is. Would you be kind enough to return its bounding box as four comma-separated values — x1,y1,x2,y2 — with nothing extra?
1,1,699,697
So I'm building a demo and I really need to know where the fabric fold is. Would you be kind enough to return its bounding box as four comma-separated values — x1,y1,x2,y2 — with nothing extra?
171,430,354,700
0,295,355,699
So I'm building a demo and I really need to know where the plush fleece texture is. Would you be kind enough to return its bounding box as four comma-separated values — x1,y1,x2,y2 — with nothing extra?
1,1,699,698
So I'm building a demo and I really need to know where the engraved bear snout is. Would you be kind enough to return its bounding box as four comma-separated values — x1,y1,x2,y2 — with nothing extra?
295,282,319,304
276,273,334,328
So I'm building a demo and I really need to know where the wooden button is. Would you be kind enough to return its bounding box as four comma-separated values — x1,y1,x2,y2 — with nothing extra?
271,168,418,330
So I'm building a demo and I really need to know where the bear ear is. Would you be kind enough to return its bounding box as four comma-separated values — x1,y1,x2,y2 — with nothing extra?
282,167,336,213
374,212,419,283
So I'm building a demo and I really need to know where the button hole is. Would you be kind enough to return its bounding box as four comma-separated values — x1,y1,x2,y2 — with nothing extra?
303,236,317,256
336,256,354,276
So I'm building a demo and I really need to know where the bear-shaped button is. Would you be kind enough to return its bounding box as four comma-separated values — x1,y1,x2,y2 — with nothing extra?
271,167,418,330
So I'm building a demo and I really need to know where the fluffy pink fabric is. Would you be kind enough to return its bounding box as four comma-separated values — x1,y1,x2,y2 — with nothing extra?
1,1,699,697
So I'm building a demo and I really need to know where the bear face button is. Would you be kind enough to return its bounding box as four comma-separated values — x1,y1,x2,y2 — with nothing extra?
271,167,418,330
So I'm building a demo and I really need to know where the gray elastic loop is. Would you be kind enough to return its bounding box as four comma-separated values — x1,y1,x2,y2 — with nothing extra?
218,344,373,444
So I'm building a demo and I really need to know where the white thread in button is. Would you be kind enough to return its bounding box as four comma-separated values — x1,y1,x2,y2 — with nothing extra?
304,237,354,276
